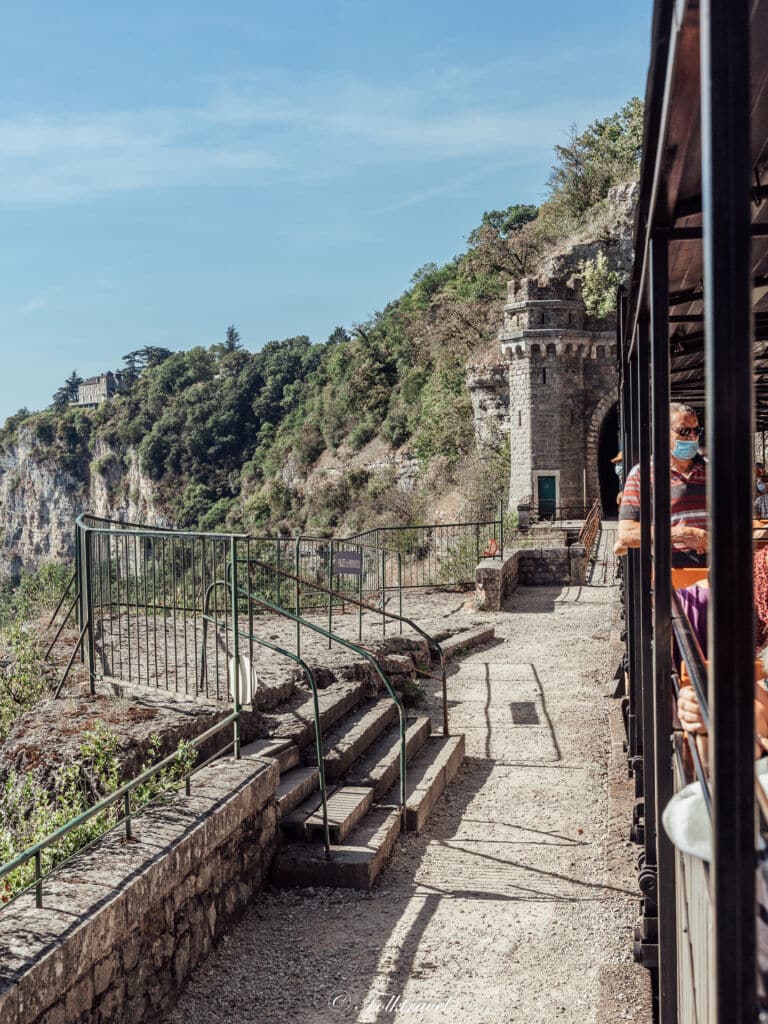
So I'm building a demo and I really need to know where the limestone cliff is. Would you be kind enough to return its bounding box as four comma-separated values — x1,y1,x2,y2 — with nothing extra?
0,429,169,579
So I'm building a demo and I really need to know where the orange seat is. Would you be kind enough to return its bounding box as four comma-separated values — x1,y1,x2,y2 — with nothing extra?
680,658,764,686
671,567,709,591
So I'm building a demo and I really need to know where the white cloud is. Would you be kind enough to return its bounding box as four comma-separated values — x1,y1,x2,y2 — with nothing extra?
0,73,569,205
18,293,49,313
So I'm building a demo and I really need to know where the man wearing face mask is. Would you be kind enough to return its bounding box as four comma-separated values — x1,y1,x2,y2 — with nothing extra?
617,402,708,567
756,464,768,518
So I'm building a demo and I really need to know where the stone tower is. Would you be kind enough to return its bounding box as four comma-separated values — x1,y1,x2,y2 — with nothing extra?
498,275,618,513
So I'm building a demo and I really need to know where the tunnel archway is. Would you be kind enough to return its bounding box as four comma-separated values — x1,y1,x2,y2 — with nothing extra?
597,403,621,517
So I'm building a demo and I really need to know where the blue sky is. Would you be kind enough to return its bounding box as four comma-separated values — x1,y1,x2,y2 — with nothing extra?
0,1,652,424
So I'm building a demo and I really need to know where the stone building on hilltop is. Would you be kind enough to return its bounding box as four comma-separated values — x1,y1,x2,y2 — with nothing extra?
74,372,119,408
468,273,620,517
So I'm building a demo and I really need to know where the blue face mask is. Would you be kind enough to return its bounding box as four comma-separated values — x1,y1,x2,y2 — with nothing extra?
614,464,623,478
758,482,766,494
672,439,699,461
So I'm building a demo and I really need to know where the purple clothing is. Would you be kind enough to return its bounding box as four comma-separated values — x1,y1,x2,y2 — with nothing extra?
677,583,709,655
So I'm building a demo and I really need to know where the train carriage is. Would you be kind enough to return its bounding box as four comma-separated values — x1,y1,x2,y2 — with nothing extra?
620,1,768,1020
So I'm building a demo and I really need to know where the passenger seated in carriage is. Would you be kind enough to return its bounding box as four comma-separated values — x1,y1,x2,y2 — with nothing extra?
676,545,768,758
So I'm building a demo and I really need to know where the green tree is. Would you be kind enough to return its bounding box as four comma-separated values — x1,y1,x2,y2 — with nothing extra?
51,370,82,408
223,325,242,351
580,251,622,318
547,97,643,220
466,204,540,278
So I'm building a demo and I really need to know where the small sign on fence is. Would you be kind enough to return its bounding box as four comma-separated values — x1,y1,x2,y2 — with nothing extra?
333,549,363,575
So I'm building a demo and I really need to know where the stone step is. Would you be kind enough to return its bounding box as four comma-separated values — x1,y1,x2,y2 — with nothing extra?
263,680,368,750
275,767,320,817
271,806,402,890
439,627,495,661
345,717,431,799
281,786,374,844
239,738,299,773
309,700,399,781
397,734,465,833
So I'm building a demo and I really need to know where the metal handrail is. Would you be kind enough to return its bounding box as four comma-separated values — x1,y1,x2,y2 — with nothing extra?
671,588,711,734
228,582,408,832
199,579,332,860
670,670,713,819
242,558,450,736
76,512,249,541
578,499,603,553
0,711,239,909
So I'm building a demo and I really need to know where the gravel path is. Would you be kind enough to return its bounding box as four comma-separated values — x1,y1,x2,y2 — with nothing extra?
165,531,650,1024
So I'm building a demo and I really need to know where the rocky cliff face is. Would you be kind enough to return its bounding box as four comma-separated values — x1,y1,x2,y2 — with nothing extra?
465,365,510,451
0,430,169,580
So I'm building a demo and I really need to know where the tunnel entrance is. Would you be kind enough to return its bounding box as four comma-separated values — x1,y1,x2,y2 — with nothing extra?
597,404,621,518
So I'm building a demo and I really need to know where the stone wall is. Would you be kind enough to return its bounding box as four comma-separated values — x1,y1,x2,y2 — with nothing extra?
475,543,589,610
475,551,520,611
0,755,280,1024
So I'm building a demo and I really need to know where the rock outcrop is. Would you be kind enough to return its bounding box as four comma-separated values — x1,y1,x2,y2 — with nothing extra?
0,429,169,580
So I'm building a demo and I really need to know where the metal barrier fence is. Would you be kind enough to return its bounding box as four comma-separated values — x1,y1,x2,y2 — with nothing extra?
530,504,596,524
4,509,476,915
344,514,504,588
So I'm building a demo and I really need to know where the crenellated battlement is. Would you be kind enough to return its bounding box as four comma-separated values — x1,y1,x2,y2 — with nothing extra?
506,276,583,305
503,274,586,334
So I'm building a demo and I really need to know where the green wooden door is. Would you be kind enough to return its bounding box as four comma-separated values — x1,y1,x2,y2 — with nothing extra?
537,475,557,518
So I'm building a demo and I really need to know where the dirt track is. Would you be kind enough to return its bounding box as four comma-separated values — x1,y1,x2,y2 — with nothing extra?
166,534,652,1024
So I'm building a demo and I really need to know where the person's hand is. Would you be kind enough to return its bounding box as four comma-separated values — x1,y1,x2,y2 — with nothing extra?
677,685,707,733
671,524,708,553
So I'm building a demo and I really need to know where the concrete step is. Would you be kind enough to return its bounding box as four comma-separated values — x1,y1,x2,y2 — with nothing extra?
281,786,374,844
309,700,399,781
395,734,465,833
439,627,495,661
345,716,431,799
275,767,320,817
271,806,402,890
239,738,299,773
263,680,368,750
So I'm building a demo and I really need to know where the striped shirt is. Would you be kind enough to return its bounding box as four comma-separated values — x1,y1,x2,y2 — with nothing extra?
618,455,708,550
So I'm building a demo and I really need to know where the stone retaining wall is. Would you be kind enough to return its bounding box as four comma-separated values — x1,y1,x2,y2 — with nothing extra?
0,755,279,1024
475,544,589,611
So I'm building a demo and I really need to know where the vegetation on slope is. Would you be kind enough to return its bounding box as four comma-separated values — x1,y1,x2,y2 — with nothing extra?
0,98,642,536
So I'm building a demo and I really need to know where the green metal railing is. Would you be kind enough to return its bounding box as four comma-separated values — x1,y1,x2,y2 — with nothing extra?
57,516,413,703
344,510,505,589
227,581,409,831
0,712,239,910
240,558,450,736
200,579,332,859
